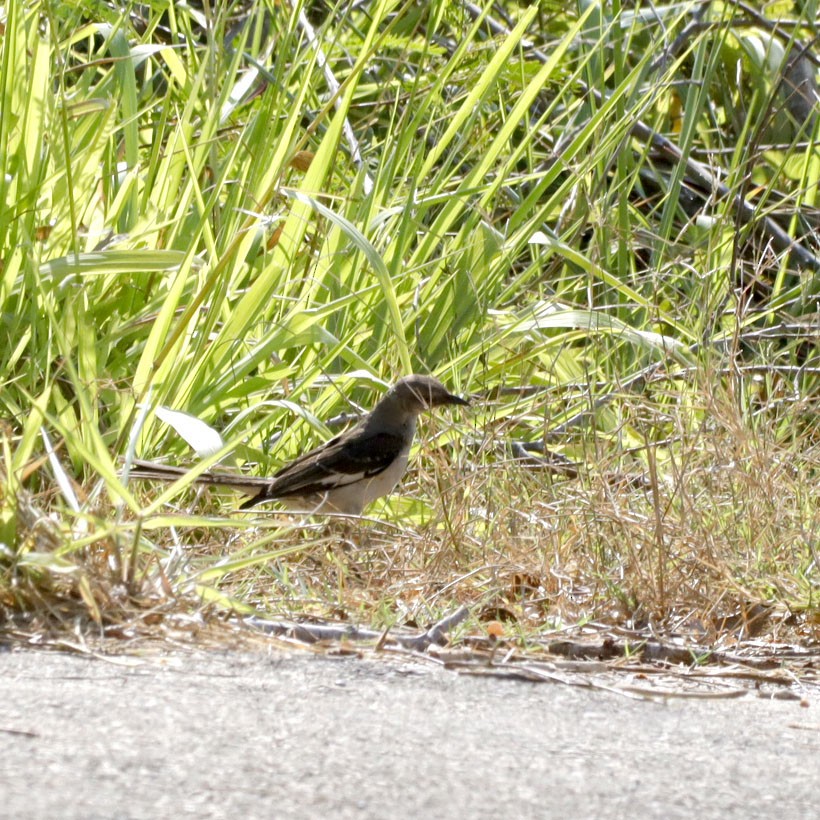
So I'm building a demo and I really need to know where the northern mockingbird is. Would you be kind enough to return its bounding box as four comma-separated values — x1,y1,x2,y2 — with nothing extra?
129,374,468,514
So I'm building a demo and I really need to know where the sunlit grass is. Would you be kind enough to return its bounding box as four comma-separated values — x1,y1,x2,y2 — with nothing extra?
1,0,818,648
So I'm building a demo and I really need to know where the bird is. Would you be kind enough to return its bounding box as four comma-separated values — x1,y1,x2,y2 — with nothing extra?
128,374,469,515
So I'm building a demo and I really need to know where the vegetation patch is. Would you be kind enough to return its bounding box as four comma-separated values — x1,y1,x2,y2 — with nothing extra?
1,1,818,690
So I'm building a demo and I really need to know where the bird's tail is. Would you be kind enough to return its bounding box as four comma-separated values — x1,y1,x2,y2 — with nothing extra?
126,459,271,498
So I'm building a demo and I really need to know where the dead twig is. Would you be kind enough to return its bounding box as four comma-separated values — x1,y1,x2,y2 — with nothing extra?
245,605,470,651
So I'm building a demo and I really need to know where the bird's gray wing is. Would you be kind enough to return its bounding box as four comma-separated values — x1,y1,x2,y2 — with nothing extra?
244,430,406,505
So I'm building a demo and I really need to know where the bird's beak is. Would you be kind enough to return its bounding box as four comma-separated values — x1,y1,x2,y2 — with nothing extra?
447,393,470,407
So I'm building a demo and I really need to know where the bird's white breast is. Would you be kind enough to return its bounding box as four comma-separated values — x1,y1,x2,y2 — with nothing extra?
359,444,411,508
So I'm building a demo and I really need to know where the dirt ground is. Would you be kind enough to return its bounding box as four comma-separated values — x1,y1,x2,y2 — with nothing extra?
1,645,818,819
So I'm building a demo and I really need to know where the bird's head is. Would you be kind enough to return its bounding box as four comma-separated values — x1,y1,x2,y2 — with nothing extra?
389,374,469,414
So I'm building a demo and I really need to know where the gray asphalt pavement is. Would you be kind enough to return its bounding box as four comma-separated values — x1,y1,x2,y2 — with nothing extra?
0,647,818,819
